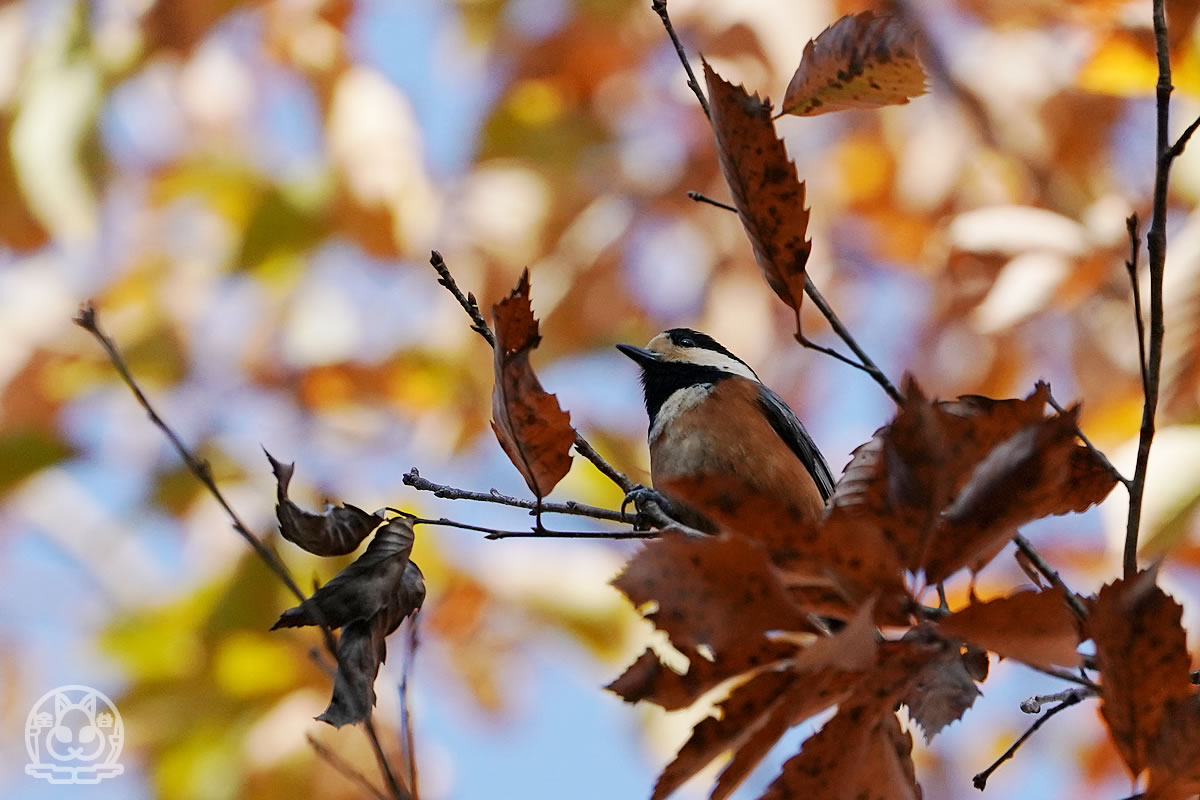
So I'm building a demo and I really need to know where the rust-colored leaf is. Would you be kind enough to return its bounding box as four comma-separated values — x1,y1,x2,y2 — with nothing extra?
661,473,909,623
704,60,810,315
651,670,795,800
782,11,927,117
924,408,1114,583
826,377,947,573
613,531,808,654
490,269,574,499
935,383,1050,494
1147,697,1200,800
936,589,1082,669
1090,569,1195,778
762,642,934,799
606,642,795,711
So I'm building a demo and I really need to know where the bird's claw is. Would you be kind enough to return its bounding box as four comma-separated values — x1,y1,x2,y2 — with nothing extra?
622,485,670,530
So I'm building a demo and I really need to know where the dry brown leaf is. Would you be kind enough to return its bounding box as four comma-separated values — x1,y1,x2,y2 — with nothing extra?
704,60,811,315
901,641,982,742
762,642,934,799
826,377,946,573
266,450,382,556
490,269,575,499
614,531,808,653
661,473,909,622
272,518,426,727
606,642,795,711
924,408,1114,583
936,589,1082,669
1091,568,1195,778
790,598,879,673
781,11,927,117
1146,697,1200,800
652,670,796,800
935,384,1050,494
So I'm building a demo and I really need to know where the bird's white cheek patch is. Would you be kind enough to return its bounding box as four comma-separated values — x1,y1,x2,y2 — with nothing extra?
649,384,713,444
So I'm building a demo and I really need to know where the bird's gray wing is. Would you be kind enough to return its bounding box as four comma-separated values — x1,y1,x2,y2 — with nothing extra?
756,385,836,500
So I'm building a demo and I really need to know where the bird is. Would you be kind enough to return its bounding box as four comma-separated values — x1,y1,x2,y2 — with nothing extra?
617,328,835,534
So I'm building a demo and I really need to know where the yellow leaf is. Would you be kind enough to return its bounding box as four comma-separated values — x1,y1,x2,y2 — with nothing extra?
1078,33,1158,96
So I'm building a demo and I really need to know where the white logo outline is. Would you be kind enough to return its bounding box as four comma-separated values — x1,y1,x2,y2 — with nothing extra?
25,684,125,785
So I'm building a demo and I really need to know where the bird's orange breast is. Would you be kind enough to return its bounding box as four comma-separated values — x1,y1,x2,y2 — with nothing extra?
649,377,827,529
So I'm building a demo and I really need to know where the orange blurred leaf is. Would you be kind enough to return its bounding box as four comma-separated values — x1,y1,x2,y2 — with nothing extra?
1090,568,1195,778
490,270,574,499
936,589,1081,669
704,60,811,316
781,11,927,117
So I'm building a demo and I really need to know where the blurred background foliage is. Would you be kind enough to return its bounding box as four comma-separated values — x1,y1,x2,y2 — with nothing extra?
2,0,1200,798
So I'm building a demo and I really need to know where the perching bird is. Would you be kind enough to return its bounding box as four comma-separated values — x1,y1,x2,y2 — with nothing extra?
617,328,834,533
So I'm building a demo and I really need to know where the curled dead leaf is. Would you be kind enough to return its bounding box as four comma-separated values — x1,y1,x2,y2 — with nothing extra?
266,449,382,556
490,269,575,500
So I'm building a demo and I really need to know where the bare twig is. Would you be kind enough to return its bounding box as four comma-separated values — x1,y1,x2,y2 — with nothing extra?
686,190,735,211
972,692,1086,791
1023,664,1099,691
363,719,409,800
683,193,904,405
403,468,631,523
399,615,420,800
1040,383,1130,488
1167,113,1200,159
74,304,307,603
1124,0,1175,579
76,304,407,800
650,0,710,119
1125,214,1150,399
795,333,880,376
573,435,637,493
1019,686,1096,714
307,735,390,800
430,250,494,347
1013,535,1089,621
393,512,659,541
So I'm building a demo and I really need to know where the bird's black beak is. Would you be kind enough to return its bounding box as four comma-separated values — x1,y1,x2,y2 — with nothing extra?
616,343,661,367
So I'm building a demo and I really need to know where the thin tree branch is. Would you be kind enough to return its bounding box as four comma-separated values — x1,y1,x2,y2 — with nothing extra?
1167,112,1200,159
399,615,420,800
650,0,710,119
1124,214,1150,400
307,734,390,800
1125,0,1174,579
1019,686,1096,714
74,304,307,603
403,468,632,523
363,719,409,800
573,434,637,493
76,304,408,800
428,252,638,495
1013,534,1089,621
395,512,660,541
795,333,879,376
687,190,735,211
684,192,905,405
1040,383,1130,489
1023,663,1099,690
429,250,494,347
803,275,904,404
972,692,1086,791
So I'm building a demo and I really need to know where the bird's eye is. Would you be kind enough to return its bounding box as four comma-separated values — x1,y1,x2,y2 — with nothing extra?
677,336,696,347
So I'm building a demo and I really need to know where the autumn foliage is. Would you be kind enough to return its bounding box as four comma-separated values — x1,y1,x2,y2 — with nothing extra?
49,1,1200,799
